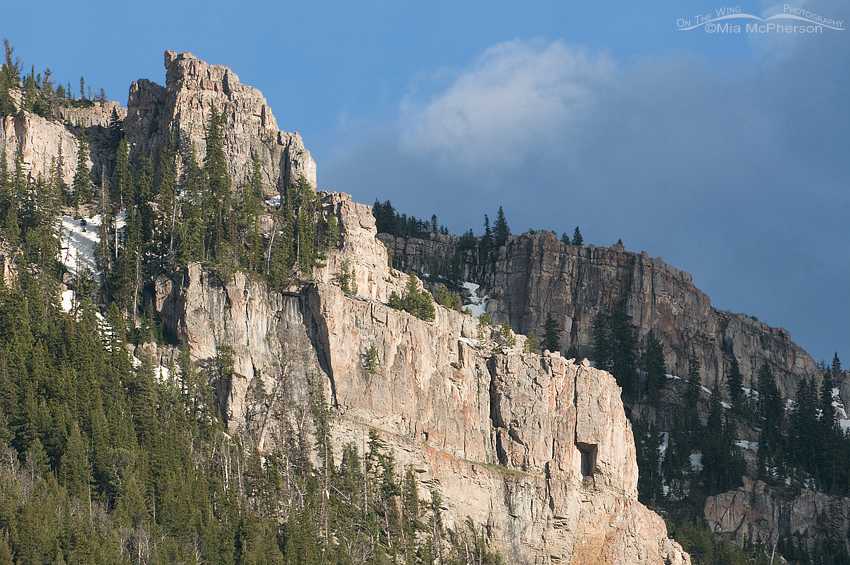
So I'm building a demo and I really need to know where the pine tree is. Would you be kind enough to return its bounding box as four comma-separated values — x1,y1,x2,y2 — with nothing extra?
136,157,155,252
3,150,21,247
571,226,583,246
156,138,177,270
727,356,744,410
643,332,667,404
203,108,232,263
177,145,204,267
71,128,90,212
702,382,725,493
593,307,638,399
494,206,510,247
113,137,131,209
324,209,339,249
756,362,783,473
481,214,493,255
108,106,123,150
541,312,562,353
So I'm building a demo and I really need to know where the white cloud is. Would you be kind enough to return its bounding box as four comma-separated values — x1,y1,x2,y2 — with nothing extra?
399,40,615,171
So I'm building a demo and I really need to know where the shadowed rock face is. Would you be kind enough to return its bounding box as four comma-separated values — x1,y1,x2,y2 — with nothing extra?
156,196,690,565
125,50,316,196
705,477,850,551
380,230,820,400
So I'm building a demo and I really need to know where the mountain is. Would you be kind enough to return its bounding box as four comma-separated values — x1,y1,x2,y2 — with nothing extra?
1,48,847,564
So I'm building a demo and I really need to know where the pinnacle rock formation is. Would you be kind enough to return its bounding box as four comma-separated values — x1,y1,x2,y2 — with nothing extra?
125,51,316,196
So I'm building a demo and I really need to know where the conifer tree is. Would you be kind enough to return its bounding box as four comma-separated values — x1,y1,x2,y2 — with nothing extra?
756,362,783,471
541,312,562,353
572,226,583,246
481,214,493,254
108,106,123,150
821,359,837,429
156,138,177,269
203,108,232,263
136,157,155,251
592,307,638,399
726,356,744,410
177,145,204,267
494,206,510,247
71,127,90,212
324,209,339,249
113,137,131,209
643,332,667,404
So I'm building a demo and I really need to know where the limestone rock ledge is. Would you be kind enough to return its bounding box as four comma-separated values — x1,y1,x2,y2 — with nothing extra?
155,194,690,565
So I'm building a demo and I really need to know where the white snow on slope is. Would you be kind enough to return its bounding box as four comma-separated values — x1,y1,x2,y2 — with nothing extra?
462,281,490,318
61,289,75,312
734,440,758,452
59,211,126,283
689,453,703,472
59,214,102,281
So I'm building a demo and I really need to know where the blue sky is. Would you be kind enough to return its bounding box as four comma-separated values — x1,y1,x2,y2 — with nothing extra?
5,0,849,367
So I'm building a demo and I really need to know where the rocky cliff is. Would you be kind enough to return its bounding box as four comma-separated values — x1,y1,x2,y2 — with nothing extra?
125,51,316,196
0,97,124,189
705,477,850,552
155,196,690,565
379,231,820,400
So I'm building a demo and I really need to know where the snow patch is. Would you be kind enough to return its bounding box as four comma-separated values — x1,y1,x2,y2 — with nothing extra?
689,453,703,472
734,440,758,452
459,337,478,347
61,289,75,312
840,419,850,433
666,374,680,380
461,281,490,318
721,401,732,409
130,354,170,382
265,195,281,207
59,214,102,281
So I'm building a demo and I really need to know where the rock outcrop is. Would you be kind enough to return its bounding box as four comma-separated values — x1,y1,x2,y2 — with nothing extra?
0,100,124,188
705,477,850,552
156,196,690,564
125,51,316,196
379,230,820,400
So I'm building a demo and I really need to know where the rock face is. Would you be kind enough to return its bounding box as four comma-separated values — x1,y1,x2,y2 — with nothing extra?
125,51,316,195
156,197,690,565
380,230,820,400
705,477,850,551
0,101,124,188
